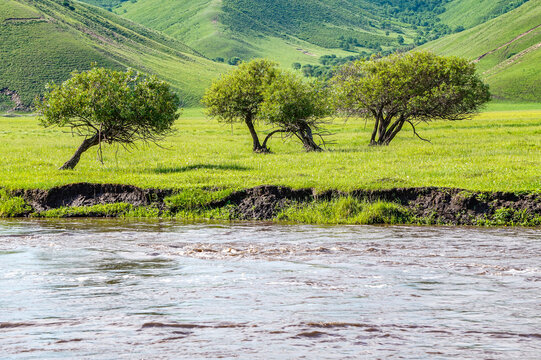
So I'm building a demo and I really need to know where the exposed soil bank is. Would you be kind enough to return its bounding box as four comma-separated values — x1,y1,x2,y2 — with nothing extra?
18,183,171,212
9,183,541,225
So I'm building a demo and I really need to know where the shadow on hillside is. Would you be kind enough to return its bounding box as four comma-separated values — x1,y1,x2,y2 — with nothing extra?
152,163,251,174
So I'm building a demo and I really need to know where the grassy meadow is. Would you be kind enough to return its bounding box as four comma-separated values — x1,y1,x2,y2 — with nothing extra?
0,105,539,192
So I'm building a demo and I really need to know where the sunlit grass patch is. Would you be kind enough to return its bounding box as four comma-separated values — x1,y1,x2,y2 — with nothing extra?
0,107,539,192
164,188,233,211
0,189,31,217
37,203,133,218
476,208,541,227
277,197,411,225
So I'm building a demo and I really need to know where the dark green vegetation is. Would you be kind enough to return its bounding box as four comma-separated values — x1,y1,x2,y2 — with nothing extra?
38,67,180,169
0,0,226,107
332,52,490,145
424,0,541,101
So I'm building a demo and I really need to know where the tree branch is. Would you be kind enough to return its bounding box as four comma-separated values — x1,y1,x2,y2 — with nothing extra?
262,129,287,149
406,120,431,143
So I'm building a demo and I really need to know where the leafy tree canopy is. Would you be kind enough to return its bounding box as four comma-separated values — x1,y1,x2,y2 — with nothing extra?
332,51,490,145
202,58,279,152
260,71,333,151
38,67,180,169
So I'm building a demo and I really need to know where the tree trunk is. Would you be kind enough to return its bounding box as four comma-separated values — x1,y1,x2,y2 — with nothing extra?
382,120,404,145
59,134,100,170
244,114,268,153
298,124,322,152
370,115,406,146
369,117,380,146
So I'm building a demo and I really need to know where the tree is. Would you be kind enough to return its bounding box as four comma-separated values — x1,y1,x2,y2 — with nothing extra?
332,51,490,146
259,71,333,151
37,67,180,170
202,59,279,153
228,57,241,66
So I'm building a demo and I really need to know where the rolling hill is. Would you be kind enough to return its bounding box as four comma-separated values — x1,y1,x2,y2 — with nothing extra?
424,0,541,101
1,0,538,108
0,0,227,110
106,0,531,65
110,0,435,66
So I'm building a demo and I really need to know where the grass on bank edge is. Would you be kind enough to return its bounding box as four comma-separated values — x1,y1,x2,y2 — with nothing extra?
0,189,30,217
1,189,539,227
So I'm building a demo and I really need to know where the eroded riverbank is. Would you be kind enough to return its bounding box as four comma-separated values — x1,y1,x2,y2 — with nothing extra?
1,183,540,226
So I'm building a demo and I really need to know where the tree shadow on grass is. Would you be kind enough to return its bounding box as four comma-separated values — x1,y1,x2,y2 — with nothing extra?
153,163,251,174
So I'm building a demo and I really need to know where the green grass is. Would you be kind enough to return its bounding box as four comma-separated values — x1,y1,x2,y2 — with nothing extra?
277,197,411,225
424,0,541,102
439,0,528,29
484,102,541,111
164,188,233,211
482,208,541,226
0,189,31,217
0,107,539,192
38,202,133,218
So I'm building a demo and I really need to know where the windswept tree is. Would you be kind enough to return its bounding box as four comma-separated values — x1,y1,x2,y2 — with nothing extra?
37,67,180,170
202,59,279,153
332,51,491,146
259,71,333,151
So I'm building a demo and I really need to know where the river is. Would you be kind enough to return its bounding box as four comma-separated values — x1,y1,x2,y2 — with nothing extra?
0,220,540,359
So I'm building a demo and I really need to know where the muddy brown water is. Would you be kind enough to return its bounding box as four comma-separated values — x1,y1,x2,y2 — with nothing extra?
0,220,540,359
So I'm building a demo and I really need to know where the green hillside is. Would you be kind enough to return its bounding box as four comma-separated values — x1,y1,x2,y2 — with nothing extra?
0,0,226,109
109,0,532,64
439,0,529,30
112,0,446,66
2,0,538,107
424,0,541,101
